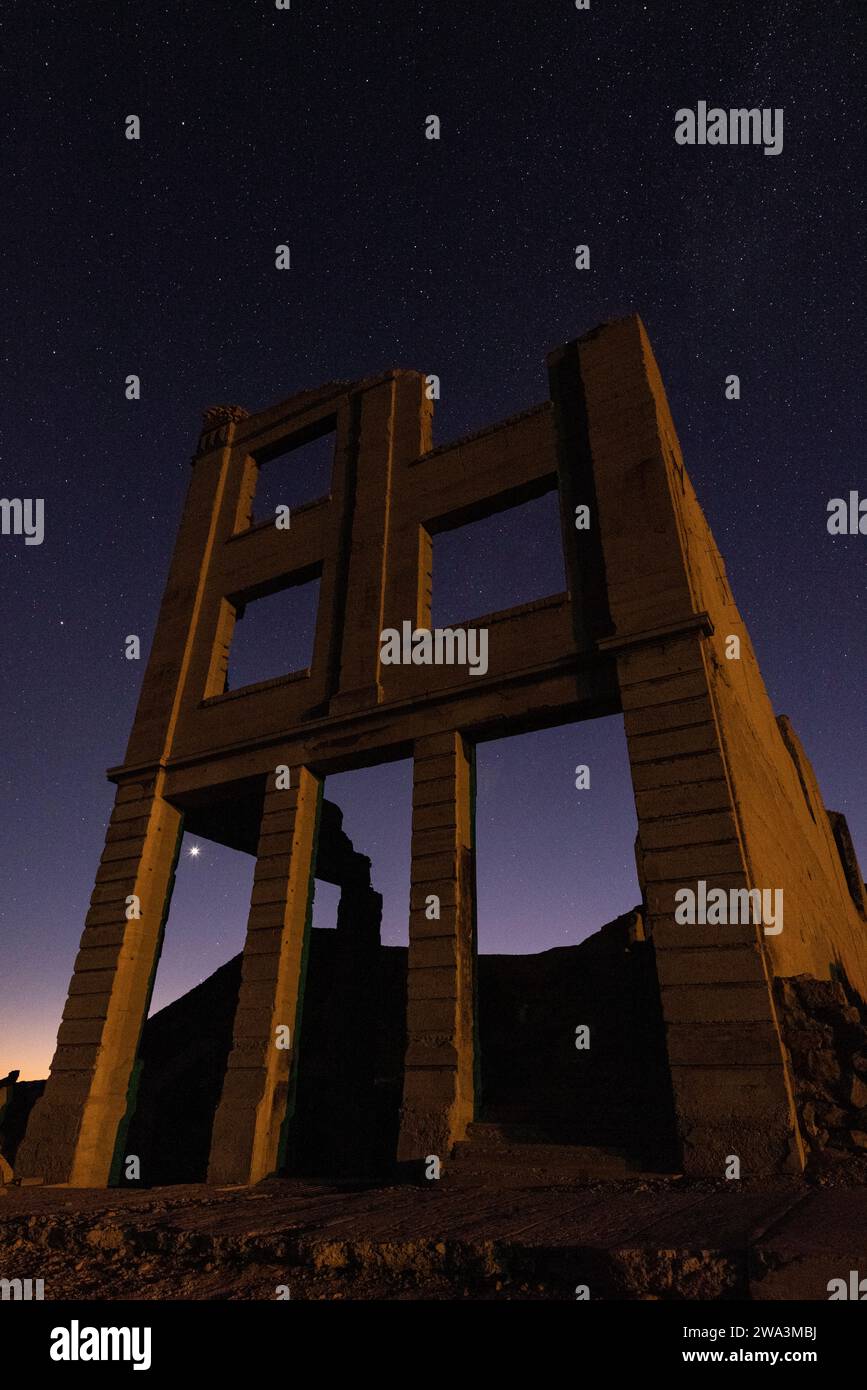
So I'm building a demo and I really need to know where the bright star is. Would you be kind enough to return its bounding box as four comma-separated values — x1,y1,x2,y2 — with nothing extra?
188,845,201,858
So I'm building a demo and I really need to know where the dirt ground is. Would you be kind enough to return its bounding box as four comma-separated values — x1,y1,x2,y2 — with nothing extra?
3,1165,867,1301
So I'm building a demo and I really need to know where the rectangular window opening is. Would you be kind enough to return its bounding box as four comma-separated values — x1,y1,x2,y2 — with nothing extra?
248,421,337,526
310,878,341,930
430,486,566,626
223,574,321,692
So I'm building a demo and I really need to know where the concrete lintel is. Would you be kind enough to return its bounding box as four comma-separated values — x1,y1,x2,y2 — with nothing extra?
597,612,714,655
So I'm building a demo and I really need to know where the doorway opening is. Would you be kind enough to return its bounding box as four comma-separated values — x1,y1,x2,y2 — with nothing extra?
284,761,413,1179
472,716,675,1166
121,832,254,1186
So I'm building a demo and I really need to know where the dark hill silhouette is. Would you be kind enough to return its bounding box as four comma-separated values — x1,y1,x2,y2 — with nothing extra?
120,908,677,1183
1,910,678,1183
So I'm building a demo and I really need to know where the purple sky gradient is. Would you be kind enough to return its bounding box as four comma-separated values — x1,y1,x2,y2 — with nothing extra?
1,1,863,1079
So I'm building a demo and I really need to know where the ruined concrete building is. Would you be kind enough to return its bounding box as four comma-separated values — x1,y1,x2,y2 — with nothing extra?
18,316,867,1187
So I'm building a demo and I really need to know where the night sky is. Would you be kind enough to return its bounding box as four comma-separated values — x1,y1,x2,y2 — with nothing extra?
2,1,864,1079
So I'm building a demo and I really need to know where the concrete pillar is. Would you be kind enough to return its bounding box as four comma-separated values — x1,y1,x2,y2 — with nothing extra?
331,372,429,715
207,766,322,1185
124,406,248,769
610,630,803,1173
331,876,383,1172
550,318,804,1176
15,774,183,1185
397,731,476,1163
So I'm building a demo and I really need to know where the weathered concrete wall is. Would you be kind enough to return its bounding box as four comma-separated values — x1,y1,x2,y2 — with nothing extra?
19,315,863,1187
15,774,184,1185
207,767,322,1185
630,318,867,1000
566,315,866,1175
397,731,476,1164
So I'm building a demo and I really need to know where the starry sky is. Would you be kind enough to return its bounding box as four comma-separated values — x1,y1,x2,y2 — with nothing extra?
1,0,864,1079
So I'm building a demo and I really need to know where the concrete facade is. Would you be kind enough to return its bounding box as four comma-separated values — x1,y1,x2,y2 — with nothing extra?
18,316,866,1184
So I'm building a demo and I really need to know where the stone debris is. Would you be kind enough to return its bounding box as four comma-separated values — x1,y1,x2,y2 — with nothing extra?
776,975,867,1167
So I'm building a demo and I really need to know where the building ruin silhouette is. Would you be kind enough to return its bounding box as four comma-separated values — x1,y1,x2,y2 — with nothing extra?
18,316,867,1186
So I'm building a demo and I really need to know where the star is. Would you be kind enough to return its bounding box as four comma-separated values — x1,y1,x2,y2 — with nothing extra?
188,845,201,859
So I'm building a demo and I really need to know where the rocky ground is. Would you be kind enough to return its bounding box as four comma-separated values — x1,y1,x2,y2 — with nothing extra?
2,1166,867,1301
5,966,867,1301
776,974,867,1160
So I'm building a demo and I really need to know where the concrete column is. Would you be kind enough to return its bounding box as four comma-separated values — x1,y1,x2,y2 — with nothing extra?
609,629,803,1173
557,316,804,1175
15,773,183,1185
331,877,382,1173
331,372,428,715
123,407,247,769
397,731,476,1163
207,766,322,1185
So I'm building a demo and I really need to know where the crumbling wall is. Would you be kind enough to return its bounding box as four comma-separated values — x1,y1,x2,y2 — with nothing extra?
0,1073,45,1175
775,975,867,1167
